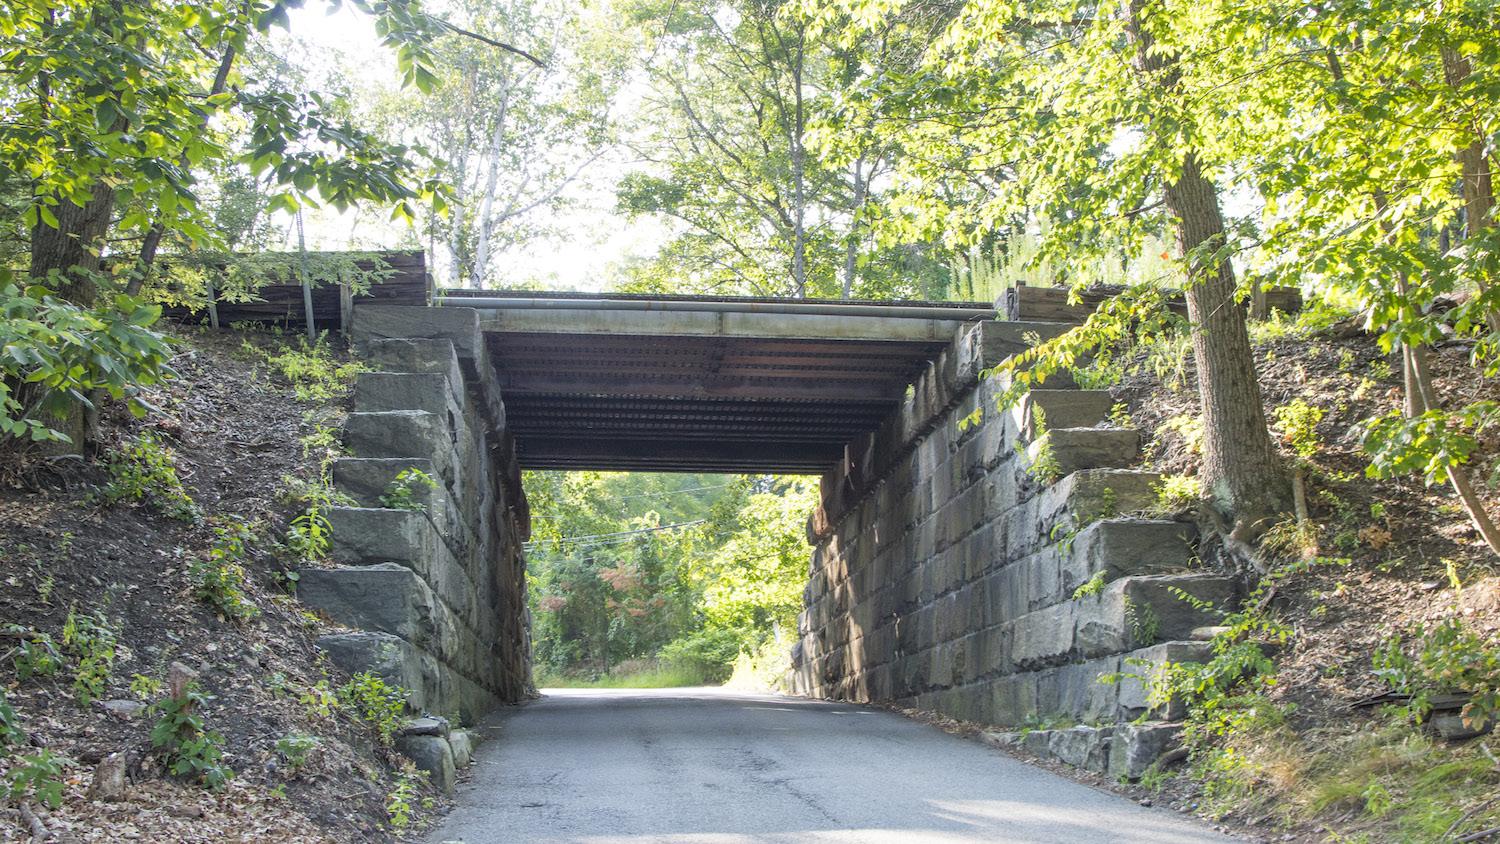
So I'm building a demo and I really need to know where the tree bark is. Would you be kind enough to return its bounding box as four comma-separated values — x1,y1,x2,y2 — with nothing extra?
29,182,117,305
1127,0,1289,532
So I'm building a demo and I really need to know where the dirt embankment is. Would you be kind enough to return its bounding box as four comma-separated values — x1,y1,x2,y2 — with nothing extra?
1,329,439,842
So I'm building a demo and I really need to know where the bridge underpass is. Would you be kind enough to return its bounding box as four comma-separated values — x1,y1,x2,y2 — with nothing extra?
435,290,1004,473
309,292,1236,838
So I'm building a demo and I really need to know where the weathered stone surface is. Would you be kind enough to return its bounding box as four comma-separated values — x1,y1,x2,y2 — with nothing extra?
1060,519,1196,597
316,632,432,711
98,699,147,720
299,564,435,646
365,337,466,402
397,734,457,794
1047,725,1113,773
448,729,475,768
1115,641,1212,720
1109,722,1181,781
87,753,127,801
354,372,459,418
1028,428,1141,476
403,716,450,737
342,411,453,482
353,305,482,362
332,457,436,507
1018,390,1114,438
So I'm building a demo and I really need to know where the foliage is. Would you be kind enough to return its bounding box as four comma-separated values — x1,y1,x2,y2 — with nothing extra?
1273,400,1325,460
251,335,364,403
149,682,233,792
1373,617,1500,731
1153,474,1202,513
281,473,346,562
4,750,69,810
98,432,200,522
61,606,116,704
274,733,320,773
658,629,745,685
0,281,175,444
0,690,23,751
153,252,397,313
386,768,426,830
130,673,164,701
381,468,437,511
1360,405,1494,488
1070,571,1106,601
9,629,62,681
190,520,261,621
1022,406,1061,483
338,673,408,745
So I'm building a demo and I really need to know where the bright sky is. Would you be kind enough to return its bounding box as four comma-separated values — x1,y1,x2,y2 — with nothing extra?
273,4,668,292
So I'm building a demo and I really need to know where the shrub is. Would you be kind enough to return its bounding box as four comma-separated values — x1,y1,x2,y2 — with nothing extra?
659,629,744,684
150,682,233,792
61,607,116,704
338,673,408,745
99,432,199,522
1273,399,1324,459
9,628,62,680
190,520,260,621
4,750,69,809
1373,617,1500,731
0,689,23,749
275,733,320,772
252,335,363,403
0,280,173,444
386,768,426,829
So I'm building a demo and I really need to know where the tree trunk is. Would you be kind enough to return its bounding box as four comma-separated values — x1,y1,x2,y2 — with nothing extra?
1127,0,1289,532
842,157,867,300
1441,46,1500,335
29,183,117,305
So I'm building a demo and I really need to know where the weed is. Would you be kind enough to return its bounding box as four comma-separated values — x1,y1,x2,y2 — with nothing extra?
275,733,320,772
1152,474,1201,513
253,335,363,403
4,750,69,809
1124,596,1159,646
338,672,408,745
386,767,426,829
1159,413,1204,455
1074,358,1125,390
99,432,199,522
298,680,340,720
1108,401,1133,428
130,673,164,701
1273,399,1325,459
1022,406,1062,483
9,628,62,680
61,606,116,704
381,467,437,511
190,520,260,621
0,690,23,748
286,509,332,561
1072,571,1107,600
150,682,233,791
35,571,54,606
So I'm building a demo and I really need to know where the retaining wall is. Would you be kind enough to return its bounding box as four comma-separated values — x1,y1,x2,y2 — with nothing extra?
301,305,533,731
791,320,1234,779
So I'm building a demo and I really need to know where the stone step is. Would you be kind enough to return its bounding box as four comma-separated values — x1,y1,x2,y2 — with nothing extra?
1058,518,1196,598
1025,427,1141,476
353,371,461,419
1005,469,1163,559
343,410,453,478
1019,389,1115,438
982,720,1181,781
331,457,438,509
326,507,486,632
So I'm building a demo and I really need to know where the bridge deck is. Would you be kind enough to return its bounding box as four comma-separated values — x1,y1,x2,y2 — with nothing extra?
440,291,1000,474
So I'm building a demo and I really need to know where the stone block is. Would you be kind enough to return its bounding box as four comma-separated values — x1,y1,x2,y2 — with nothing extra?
1047,725,1114,773
448,729,475,768
353,305,482,363
329,506,431,566
397,734,457,794
1109,722,1182,781
1021,389,1115,436
1060,518,1196,596
1075,574,1235,658
354,372,459,418
365,337,464,392
1008,602,1075,669
315,632,432,711
1115,641,1212,720
299,564,442,652
343,411,453,483
332,457,435,507
1029,428,1141,476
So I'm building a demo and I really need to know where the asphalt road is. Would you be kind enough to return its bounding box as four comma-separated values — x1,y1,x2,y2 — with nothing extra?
425,687,1238,844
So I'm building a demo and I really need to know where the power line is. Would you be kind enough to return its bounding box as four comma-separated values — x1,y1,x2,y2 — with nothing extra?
524,519,708,549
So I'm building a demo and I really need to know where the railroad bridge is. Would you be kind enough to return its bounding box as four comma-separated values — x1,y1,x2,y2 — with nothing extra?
299,289,1231,789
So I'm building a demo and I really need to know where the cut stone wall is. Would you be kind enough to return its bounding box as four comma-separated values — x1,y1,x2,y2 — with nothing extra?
791,320,1234,779
302,305,532,730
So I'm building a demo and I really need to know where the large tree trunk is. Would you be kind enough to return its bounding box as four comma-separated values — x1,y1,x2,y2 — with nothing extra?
29,183,116,305
1166,154,1290,528
1127,0,1288,532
